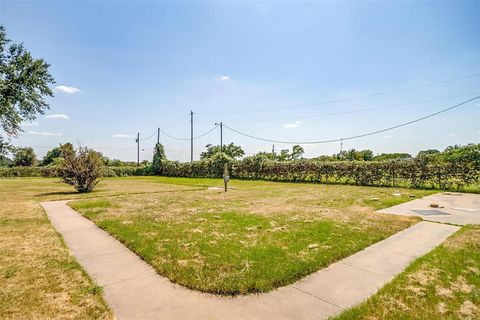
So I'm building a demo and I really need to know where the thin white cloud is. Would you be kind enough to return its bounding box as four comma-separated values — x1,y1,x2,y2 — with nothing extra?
283,120,301,129
219,75,230,81
112,134,134,138
27,131,63,137
22,121,39,127
46,114,69,120
384,135,391,139
56,85,81,94
448,133,457,137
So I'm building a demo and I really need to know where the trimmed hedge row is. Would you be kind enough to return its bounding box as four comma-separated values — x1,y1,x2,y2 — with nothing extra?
232,159,479,190
1,159,479,191
0,166,58,177
0,166,150,178
161,158,480,190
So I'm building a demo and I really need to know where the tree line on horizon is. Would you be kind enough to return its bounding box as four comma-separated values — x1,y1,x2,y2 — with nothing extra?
2,141,479,169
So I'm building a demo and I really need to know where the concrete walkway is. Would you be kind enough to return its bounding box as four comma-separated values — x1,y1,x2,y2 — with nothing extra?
378,192,480,225
41,200,459,320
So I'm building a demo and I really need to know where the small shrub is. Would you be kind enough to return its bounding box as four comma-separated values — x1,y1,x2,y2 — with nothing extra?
59,146,104,193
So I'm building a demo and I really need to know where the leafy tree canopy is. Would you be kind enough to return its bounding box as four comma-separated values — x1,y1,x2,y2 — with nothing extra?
152,143,167,174
373,153,412,161
200,143,245,160
13,147,36,166
0,25,54,152
254,145,304,161
41,143,73,166
60,146,104,193
0,154,12,167
338,149,374,161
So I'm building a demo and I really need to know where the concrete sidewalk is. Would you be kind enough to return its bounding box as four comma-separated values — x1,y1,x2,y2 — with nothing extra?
41,200,459,320
378,192,480,225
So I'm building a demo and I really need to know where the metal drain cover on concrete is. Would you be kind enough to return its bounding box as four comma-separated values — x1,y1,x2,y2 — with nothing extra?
413,210,450,216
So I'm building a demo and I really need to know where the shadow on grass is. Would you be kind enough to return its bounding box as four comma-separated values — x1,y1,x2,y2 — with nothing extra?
35,187,208,200
35,191,79,197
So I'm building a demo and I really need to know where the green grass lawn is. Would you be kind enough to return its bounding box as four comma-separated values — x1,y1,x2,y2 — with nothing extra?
69,176,435,295
2,176,477,319
333,225,480,320
0,178,112,319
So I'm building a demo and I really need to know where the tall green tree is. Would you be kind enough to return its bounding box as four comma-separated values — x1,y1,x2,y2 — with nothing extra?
338,149,374,161
200,143,245,160
13,147,36,166
291,145,305,160
41,143,73,166
373,153,412,161
0,25,55,153
277,149,290,161
152,143,167,174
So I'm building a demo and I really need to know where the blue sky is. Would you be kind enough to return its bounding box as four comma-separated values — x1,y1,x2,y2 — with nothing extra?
2,1,479,161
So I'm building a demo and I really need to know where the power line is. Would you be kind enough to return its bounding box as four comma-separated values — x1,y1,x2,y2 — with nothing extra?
193,126,218,139
160,129,190,141
160,126,218,141
223,96,480,145
140,131,157,142
222,90,480,124
30,145,136,150
198,73,480,115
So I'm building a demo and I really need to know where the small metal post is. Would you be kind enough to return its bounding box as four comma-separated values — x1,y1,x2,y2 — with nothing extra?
223,163,229,192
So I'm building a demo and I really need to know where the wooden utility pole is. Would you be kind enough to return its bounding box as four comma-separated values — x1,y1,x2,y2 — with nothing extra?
190,111,194,162
136,132,140,166
214,122,223,156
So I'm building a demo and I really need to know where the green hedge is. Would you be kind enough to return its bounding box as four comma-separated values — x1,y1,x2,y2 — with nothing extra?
0,166,150,178
1,159,479,191
161,158,479,191
0,166,58,177
231,159,479,190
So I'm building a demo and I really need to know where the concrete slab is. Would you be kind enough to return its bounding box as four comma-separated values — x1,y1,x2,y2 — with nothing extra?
294,262,389,308
40,200,460,320
339,247,414,277
378,192,480,225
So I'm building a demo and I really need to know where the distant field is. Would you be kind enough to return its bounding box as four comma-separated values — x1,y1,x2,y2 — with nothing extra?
68,176,434,295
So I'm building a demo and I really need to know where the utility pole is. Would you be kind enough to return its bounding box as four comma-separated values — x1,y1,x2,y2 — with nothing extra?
157,128,160,144
136,132,140,166
272,144,275,155
215,122,223,156
215,122,223,155
190,111,194,162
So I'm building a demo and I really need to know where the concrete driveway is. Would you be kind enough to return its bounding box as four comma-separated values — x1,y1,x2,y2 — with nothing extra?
378,192,480,225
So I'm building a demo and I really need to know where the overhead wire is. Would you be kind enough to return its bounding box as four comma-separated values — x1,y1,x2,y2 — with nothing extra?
139,131,157,142
160,125,218,141
198,72,480,115
221,90,480,124
222,96,480,145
